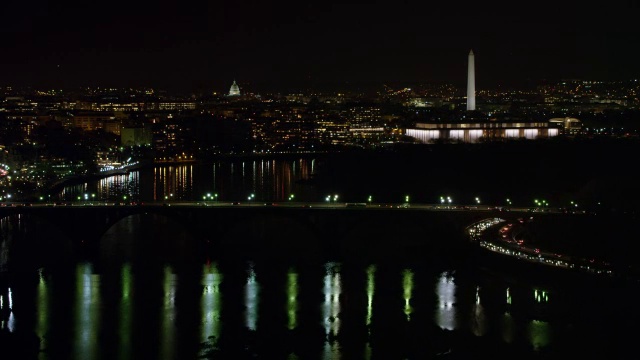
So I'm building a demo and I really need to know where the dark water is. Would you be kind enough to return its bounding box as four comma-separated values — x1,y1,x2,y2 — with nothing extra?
3,155,638,358
1,214,639,359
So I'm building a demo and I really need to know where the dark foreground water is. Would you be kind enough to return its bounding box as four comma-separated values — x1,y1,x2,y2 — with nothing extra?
1,215,639,360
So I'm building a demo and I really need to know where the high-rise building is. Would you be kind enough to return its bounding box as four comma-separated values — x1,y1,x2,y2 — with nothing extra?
229,80,241,96
467,50,476,111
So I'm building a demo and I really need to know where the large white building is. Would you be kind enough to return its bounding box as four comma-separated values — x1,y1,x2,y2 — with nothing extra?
405,121,559,143
229,80,241,96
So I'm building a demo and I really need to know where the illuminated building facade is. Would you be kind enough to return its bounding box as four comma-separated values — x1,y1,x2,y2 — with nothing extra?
121,126,153,146
229,81,241,96
72,112,123,135
405,121,559,143
549,117,583,135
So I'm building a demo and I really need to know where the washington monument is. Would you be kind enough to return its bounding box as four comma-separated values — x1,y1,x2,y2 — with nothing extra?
467,50,476,111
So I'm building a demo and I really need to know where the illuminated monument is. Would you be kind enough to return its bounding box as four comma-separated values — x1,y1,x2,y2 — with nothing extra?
403,49,560,143
229,80,241,96
467,49,475,111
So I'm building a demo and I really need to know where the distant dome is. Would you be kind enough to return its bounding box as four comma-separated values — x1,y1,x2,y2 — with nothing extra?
229,80,240,96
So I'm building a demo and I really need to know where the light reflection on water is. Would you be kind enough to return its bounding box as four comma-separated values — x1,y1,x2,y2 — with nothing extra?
201,263,222,344
471,285,487,337
58,158,319,203
119,264,133,360
245,263,259,331
160,266,177,360
4,259,631,359
435,271,458,331
323,262,341,338
287,268,298,331
403,269,414,321
74,263,100,360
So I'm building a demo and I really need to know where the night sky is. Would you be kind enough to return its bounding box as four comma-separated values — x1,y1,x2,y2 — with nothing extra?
2,0,639,92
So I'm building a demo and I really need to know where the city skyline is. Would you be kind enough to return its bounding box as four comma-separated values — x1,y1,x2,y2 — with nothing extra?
2,0,640,92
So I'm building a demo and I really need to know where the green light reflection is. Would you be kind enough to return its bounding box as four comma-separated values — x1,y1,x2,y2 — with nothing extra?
161,266,177,360
120,264,133,360
528,319,551,350
471,286,486,336
36,269,48,356
287,268,298,330
74,263,100,360
403,269,414,321
366,265,375,327
502,312,515,343
201,263,222,344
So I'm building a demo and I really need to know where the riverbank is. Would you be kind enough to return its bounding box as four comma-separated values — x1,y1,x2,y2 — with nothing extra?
43,151,329,195
44,161,150,195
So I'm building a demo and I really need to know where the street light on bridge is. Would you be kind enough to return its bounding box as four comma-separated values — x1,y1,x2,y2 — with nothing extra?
326,194,339,205
203,193,218,204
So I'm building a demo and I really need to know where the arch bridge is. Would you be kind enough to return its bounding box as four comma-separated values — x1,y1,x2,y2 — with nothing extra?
0,203,531,271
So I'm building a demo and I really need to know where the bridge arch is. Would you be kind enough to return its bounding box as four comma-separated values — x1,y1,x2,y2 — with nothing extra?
95,212,205,265
0,213,75,274
216,212,323,261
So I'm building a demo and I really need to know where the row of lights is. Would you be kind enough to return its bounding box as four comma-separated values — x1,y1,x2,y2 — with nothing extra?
23,190,585,207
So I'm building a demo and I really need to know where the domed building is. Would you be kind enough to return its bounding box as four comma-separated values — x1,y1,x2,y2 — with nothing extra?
228,80,240,96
